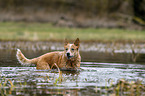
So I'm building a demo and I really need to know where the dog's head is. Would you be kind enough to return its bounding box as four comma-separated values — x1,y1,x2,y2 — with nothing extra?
64,38,80,60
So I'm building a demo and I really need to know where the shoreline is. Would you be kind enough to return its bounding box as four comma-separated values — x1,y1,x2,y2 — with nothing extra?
0,41,145,54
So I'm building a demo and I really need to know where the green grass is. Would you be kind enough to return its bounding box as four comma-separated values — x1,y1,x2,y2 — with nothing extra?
0,22,145,42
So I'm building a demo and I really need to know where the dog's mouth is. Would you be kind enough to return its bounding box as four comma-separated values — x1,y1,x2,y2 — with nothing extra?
67,55,73,59
66,53,73,59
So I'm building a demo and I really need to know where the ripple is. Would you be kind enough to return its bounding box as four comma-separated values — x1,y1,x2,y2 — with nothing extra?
0,62,145,95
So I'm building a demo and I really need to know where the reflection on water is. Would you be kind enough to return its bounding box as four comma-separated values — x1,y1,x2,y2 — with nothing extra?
1,49,145,67
0,49,145,95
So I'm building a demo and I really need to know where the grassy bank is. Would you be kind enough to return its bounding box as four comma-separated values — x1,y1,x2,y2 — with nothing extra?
0,22,145,42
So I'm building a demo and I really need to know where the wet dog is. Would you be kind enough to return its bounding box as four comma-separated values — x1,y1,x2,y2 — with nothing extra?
16,38,81,70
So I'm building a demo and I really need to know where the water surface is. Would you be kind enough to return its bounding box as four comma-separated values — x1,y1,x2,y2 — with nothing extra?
0,49,145,95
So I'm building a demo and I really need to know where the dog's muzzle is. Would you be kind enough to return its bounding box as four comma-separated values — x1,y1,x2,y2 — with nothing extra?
66,52,73,59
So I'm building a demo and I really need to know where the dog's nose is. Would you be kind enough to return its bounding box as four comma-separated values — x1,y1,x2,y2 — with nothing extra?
67,52,70,56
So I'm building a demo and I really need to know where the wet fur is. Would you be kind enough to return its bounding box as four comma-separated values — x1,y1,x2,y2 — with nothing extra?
16,38,81,70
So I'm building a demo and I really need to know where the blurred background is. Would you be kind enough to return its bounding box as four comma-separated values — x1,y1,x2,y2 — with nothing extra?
0,0,145,42
0,0,145,29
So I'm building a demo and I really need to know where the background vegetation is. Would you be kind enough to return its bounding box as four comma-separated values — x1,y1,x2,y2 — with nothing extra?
0,0,144,42
0,0,145,29
0,22,145,42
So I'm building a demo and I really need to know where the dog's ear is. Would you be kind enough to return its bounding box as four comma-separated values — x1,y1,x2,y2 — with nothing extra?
64,38,69,46
74,38,80,48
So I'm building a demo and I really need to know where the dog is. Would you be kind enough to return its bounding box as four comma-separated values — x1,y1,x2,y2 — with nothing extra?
16,38,81,70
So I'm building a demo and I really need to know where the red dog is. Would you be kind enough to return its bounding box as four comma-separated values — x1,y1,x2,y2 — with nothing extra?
16,38,81,70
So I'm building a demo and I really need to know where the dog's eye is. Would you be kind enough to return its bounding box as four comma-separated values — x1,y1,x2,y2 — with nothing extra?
66,48,68,51
71,48,74,51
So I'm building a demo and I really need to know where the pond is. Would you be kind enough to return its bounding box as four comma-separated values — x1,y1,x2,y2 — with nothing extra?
0,42,145,95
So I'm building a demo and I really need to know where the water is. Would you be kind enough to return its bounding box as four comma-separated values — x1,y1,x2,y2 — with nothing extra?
0,49,145,95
